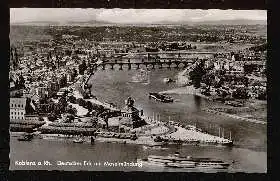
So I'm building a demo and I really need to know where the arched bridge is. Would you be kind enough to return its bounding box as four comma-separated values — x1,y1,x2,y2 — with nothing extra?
91,59,197,71
87,49,265,72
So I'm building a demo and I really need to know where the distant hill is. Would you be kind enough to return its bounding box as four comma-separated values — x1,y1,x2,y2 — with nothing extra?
11,20,113,26
151,19,266,25
11,21,63,26
66,20,111,25
192,19,267,25
11,19,267,26
68,19,267,26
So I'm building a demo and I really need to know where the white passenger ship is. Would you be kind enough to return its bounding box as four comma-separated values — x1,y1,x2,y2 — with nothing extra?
138,153,230,169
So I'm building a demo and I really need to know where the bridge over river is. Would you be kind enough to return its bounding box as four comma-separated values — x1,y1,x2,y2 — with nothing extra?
94,59,196,71
83,51,265,83
90,59,264,72
89,51,216,70
81,51,216,89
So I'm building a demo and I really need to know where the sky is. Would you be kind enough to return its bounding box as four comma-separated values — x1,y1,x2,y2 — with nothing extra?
10,9,267,24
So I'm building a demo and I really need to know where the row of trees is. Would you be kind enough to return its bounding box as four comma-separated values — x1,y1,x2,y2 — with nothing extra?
68,95,105,116
36,93,77,121
10,47,19,70
69,95,113,128
249,43,267,52
57,68,78,90
10,74,25,90
79,59,87,75
189,61,207,88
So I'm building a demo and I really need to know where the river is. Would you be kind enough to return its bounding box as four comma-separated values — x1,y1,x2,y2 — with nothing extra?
10,67,267,172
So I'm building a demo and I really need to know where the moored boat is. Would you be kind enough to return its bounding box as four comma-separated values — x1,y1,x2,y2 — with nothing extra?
142,145,168,150
149,93,173,103
90,136,95,144
17,133,33,141
225,100,243,107
73,137,85,143
163,78,173,83
218,140,234,146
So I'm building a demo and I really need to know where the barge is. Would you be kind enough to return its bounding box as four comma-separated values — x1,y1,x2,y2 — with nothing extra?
149,92,173,103
17,133,33,141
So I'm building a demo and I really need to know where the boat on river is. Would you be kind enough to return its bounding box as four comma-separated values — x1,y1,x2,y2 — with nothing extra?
142,145,168,150
225,100,243,107
73,136,85,143
163,78,173,83
149,92,173,103
138,153,230,169
90,136,95,144
17,133,33,141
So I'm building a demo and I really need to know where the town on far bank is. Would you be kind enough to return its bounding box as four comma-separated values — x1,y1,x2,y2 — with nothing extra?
9,24,267,147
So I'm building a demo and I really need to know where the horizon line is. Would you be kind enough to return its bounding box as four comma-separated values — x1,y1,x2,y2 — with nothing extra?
10,19,267,26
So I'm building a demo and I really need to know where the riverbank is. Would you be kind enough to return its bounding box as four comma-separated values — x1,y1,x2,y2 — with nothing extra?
10,132,267,173
73,90,119,111
71,74,119,112
10,127,232,147
161,67,267,125
10,132,159,146
161,86,267,125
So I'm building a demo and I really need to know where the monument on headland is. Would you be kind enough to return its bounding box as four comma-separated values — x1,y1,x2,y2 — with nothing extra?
120,97,146,128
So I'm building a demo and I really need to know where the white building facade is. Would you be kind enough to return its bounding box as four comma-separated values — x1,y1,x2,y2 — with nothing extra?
10,98,27,120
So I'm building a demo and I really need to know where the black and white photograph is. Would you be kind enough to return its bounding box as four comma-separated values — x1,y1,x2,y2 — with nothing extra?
9,8,267,173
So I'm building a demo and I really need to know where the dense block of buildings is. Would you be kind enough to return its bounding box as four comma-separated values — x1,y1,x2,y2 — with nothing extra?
10,98,27,120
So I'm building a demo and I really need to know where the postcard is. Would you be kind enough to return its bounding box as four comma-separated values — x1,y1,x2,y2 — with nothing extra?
9,8,267,173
